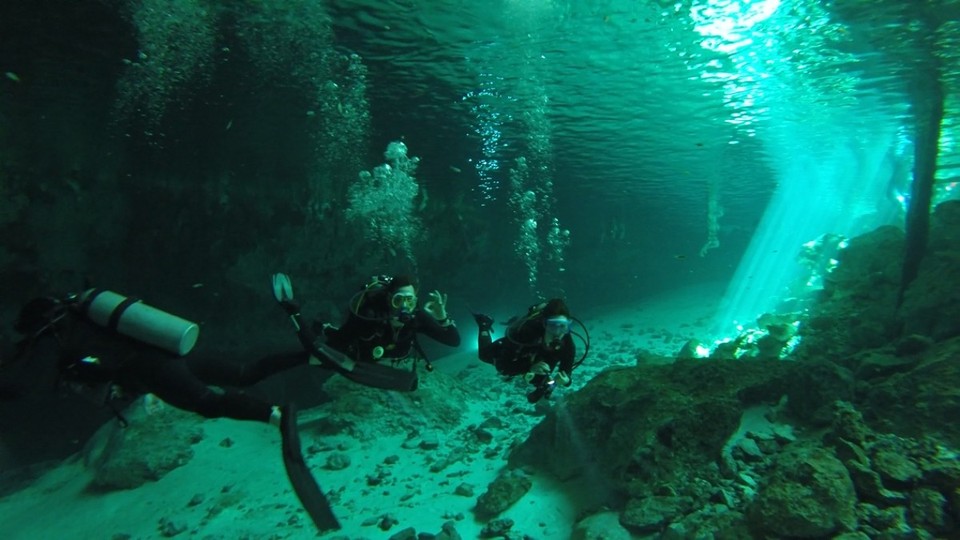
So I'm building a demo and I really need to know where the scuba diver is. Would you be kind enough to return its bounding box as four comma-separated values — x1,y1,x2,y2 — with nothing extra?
4,288,340,532
273,273,460,386
473,298,588,403
7,291,294,426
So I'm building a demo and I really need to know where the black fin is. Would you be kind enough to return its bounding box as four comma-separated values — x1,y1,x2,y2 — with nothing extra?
280,403,340,532
344,361,419,392
314,343,419,392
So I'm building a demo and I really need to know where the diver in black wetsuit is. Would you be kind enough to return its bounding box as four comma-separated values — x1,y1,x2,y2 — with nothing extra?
318,274,461,367
4,294,299,425
4,289,340,531
473,298,581,403
270,272,460,392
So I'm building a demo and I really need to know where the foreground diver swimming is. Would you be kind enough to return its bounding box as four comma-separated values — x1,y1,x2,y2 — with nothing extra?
4,288,340,532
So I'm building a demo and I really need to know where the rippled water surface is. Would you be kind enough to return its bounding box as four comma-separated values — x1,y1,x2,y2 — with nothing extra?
325,0,959,219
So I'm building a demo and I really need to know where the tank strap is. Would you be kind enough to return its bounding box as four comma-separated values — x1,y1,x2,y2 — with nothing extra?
79,288,141,332
107,297,140,332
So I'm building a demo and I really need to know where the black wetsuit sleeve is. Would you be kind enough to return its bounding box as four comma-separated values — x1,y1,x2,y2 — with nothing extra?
414,310,461,347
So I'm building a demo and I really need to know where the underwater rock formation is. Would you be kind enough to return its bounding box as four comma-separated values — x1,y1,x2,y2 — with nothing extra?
511,204,960,538
747,444,858,537
83,404,204,490
474,469,532,518
898,200,960,340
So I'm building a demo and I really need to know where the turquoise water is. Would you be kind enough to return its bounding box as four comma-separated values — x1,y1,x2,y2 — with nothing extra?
0,0,957,320
2,2,960,537
323,0,959,307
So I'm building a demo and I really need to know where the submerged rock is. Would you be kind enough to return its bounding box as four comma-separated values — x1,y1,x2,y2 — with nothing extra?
747,444,857,537
571,511,631,540
910,487,950,533
83,403,203,490
474,470,531,518
621,495,693,534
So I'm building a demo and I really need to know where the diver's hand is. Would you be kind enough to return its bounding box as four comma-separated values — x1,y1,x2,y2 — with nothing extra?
423,290,448,320
272,273,300,315
529,361,550,376
523,362,550,383
556,371,571,387
473,312,494,332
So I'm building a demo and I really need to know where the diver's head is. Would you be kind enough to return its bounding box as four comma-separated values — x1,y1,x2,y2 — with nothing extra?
386,275,418,320
15,296,70,340
541,298,571,347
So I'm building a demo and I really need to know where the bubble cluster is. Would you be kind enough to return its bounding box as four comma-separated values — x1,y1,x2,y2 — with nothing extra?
508,156,571,295
234,0,334,86
306,53,371,221
509,159,539,288
345,141,423,263
545,217,571,272
113,0,217,126
112,0,371,173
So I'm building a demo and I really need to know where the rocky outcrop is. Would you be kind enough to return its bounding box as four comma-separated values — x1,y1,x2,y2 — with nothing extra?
747,444,858,537
571,511,632,540
474,470,532,518
796,225,904,361
83,403,204,490
509,358,850,490
824,336,960,449
302,367,473,441
510,347,960,538
898,200,960,340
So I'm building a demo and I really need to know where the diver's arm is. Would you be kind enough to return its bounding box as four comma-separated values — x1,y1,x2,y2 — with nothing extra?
415,310,461,347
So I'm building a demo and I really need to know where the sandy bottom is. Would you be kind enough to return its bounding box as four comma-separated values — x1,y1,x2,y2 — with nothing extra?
0,282,728,540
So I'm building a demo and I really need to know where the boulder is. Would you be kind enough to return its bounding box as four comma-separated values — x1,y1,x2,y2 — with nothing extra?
474,470,531,518
748,444,857,537
83,403,203,490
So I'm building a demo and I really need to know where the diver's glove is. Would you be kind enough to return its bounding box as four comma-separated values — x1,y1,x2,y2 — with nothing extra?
556,371,571,387
472,313,494,332
424,290,449,322
272,273,300,315
530,361,550,375
524,361,551,382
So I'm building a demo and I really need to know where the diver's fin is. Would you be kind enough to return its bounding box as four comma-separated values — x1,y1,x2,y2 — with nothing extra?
344,360,419,392
312,342,357,372
280,403,340,532
272,273,294,303
310,343,419,392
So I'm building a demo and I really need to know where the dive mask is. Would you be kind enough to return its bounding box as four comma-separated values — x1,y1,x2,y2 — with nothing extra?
545,317,571,341
391,292,417,313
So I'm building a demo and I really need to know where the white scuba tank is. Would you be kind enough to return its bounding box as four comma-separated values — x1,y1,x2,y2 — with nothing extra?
79,289,200,356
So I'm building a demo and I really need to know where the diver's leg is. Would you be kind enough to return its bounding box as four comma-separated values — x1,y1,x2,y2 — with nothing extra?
140,358,275,422
189,351,309,387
